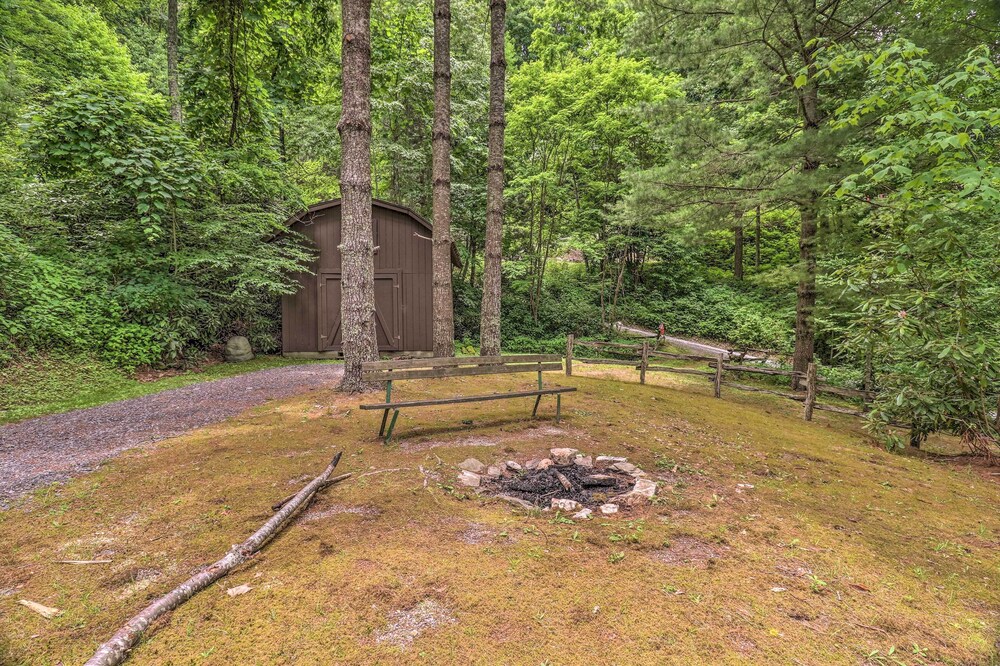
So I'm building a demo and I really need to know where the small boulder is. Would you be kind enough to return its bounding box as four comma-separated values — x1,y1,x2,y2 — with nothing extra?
505,461,523,471
610,462,638,474
599,503,619,515
596,456,628,463
457,471,482,487
573,455,593,468
525,459,541,470
458,458,487,474
551,498,581,512
486,465,504,478
572,508,593,520
549,448,579,465
536,459,554,471
224,336,254,362
631,478,657,498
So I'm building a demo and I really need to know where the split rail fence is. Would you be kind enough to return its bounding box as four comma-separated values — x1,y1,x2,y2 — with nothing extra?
564,335,872,423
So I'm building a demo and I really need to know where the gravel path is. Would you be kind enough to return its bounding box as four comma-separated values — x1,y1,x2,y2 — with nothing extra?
0,363,344,506
612,321,734,358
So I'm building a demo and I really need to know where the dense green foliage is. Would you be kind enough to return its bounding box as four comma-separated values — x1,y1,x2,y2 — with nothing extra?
2,0,998,449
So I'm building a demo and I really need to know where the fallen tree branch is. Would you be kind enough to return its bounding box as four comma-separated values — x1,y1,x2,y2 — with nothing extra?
84,452,344,666
271,473,352,512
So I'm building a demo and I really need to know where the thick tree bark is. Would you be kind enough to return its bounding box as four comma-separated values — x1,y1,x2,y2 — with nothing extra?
338,0,379,392
167,0,181,122
431,0,454,357
479,0,506,356
754,205,761,269
84,453,344,666
792,81,820,389
733,219,744,280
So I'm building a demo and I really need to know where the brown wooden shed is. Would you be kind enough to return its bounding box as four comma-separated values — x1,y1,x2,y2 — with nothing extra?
281,198,460,358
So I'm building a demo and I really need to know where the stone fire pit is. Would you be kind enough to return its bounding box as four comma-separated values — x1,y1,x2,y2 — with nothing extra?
455,448,657,519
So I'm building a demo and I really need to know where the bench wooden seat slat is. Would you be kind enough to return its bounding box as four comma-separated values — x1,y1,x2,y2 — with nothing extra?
362,354,562,371
362,362,563,383
359,387,576,410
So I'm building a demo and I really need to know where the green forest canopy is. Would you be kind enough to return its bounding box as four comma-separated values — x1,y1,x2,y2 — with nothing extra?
1,0,999,448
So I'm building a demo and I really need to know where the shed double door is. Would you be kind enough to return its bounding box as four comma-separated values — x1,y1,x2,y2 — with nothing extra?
318,271,401,351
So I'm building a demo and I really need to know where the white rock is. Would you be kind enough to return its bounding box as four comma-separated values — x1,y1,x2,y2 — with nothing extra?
771,587,787,593
611,462,638,474
486,465,504,478
599,503,619,515
573,455,593,468
572,508,593,520
506,460,523,471
596,456,628,463
631,478,657,498
549,448,579,465
457,470,482,487
458,458,487,474
536,458,554,470
551,498,581,512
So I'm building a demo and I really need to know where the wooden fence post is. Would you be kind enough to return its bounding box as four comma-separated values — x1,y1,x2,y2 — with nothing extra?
713,353,723,398
803,362,817,421
640,341,648,385
566,334,574,376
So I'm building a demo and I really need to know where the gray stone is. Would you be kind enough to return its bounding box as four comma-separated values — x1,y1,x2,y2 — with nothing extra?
631,478,657,498
551,498,581,512
525,459,541,470
224,336,254,362
549,448,579,465
486,465,504,478
505,461,523,471
596,455,628,464
536,459,554,470
572,508,593,520
458,458,487,474
599,503,619,515
457,470,482,487
610,462,638,474
573,455,593,468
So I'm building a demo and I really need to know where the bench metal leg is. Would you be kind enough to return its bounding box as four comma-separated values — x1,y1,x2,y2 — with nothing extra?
379,409,390,437
556,394,562,422
532,395,543,417
384,409,400,443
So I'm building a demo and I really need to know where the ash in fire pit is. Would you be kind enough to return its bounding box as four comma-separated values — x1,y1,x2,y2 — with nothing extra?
457,449,657,517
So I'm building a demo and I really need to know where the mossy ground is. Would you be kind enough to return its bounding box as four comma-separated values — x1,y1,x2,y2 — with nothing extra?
2,365,999,665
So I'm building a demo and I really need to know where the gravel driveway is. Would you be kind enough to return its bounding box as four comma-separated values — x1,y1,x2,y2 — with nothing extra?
0,363,343,506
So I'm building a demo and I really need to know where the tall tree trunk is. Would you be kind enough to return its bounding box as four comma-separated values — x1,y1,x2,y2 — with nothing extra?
431,0,454,357
479,0,505,357
733,218,744,280
754,205,761,269
167,0,182,122
338,0,378,393
792,81,820,388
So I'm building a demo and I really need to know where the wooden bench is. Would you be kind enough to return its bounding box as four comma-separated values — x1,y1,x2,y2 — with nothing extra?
359,355,576,442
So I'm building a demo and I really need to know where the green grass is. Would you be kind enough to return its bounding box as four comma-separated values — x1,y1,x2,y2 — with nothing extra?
0,353,333,424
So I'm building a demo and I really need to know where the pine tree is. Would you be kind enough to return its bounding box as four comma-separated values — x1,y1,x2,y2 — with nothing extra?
479,0,505,357
431,0,455,357
338,0,379,392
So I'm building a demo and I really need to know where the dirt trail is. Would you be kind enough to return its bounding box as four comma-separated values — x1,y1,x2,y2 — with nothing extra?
612,322,733,358
0,363,343,506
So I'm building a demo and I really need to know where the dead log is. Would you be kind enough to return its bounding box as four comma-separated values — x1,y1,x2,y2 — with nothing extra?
83,452,344,666
271,473,352,512
553,470,573,491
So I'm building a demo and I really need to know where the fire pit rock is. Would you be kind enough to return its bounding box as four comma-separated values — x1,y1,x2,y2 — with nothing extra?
458,449,657,513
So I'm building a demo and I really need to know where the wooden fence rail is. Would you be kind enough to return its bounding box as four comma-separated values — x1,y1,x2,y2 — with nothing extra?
566,334,860,424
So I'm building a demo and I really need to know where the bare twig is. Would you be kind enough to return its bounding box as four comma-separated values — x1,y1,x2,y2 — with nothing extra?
84,452,344,666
